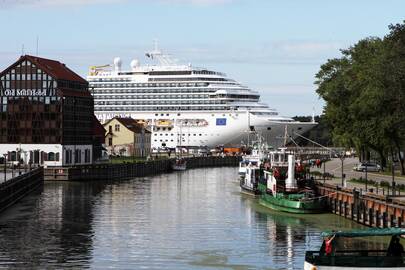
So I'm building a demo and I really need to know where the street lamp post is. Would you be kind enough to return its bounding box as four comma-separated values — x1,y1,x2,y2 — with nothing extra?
16,148,21,176
323,161,326,184
365,161,368,192
3,153,7,182
340,154,345,187
392,163,396,196
22,151,27,173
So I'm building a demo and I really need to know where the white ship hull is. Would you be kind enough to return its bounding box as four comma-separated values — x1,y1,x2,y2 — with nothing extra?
96,110,315,149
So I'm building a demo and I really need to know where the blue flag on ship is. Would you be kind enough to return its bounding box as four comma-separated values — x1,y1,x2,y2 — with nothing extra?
216,118,227,126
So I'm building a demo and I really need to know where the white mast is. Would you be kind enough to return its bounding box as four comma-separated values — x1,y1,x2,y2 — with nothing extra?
145,40,178,66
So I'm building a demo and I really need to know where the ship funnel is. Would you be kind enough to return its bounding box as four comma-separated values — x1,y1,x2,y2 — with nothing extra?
130,59,140,71
113,57,122,72
286,154,297,191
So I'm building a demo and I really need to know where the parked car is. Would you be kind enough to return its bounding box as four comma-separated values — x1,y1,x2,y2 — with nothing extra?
353,162,381,172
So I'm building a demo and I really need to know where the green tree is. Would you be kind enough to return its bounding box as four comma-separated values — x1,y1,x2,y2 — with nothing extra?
315,23,405,173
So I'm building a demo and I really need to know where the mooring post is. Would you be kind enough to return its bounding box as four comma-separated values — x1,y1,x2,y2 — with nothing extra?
382,212,388,228
398,217,402,228
344,201,348,218
357,206,360,223
351,203,355,220
369,208,373,227
333,198,337,214
390,214,395,228
363,207,367,225
376,210,381,228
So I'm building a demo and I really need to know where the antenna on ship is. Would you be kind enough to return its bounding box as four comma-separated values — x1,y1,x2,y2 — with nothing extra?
145,39,178,66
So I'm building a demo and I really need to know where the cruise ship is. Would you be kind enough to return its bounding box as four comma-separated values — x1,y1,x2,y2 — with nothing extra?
87,44,316,150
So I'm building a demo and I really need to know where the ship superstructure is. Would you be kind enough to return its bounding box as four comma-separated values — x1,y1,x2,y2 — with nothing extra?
87,43,316,150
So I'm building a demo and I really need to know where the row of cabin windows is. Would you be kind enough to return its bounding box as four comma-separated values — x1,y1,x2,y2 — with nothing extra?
93,94,211,99
92,87,214,93
153,133,219,137
90,82,209,88
96,106,229,111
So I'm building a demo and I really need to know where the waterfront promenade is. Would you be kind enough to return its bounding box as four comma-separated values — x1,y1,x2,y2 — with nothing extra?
313,158,405,195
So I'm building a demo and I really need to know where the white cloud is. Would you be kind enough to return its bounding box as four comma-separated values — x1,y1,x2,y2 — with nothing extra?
0,0,233,8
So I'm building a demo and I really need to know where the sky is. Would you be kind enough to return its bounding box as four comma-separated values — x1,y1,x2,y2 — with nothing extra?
0,0,404,116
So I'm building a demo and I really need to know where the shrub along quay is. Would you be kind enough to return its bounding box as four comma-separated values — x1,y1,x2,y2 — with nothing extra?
44,156,240,181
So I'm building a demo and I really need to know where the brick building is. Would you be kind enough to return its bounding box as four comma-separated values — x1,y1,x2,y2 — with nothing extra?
0,55,95,166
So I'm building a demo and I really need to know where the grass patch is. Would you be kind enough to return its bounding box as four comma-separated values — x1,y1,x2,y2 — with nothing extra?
349,177,405,192
310,170,335,179
109,156,149,164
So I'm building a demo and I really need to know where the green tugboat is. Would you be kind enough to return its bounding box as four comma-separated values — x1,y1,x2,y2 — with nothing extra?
257,149,326,214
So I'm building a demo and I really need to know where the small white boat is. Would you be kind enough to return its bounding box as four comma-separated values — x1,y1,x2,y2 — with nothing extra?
171,158,187,171
239,135,268,195
305,228,405,269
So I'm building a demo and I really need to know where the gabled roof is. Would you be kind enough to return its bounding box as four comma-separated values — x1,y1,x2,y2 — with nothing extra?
104,117,151,134
93,115,106,138
0,55,87,84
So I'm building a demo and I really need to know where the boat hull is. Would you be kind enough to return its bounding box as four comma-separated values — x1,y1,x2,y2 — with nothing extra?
258,184,325,214
172,165,187,171
240,183,261,196
304,261,405,270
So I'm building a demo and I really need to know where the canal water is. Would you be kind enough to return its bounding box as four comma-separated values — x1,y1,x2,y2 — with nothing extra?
0,167,368,269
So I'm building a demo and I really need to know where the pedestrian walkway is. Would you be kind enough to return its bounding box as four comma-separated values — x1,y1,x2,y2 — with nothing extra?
313,158,405,199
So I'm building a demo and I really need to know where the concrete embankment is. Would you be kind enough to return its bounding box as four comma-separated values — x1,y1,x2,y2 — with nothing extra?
44,156,240,181
0,167,43,213
316,181,405,228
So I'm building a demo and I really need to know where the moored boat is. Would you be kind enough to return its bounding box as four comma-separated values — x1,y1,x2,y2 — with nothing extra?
239,135,268,195
171,157,187,171
257,149,326,214
304,228,405,269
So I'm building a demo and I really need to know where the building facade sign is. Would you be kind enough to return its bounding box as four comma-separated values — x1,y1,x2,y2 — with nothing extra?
1,89,48,97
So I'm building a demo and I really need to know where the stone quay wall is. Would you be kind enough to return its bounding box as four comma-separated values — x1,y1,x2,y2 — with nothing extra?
44,156,241,181
0,167,43,213
316,181,405,228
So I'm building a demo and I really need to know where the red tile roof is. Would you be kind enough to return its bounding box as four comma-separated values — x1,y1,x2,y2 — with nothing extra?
106,117,151,134
24,55,87,84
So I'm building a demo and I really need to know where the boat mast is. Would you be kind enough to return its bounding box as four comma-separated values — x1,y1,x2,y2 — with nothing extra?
247,109,251,147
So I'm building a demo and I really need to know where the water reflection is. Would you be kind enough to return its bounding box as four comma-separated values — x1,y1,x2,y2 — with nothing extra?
0,167,374,269
0,181,109,268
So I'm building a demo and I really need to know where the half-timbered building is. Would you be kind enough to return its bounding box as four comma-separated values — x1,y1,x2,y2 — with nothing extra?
0,55,94,166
